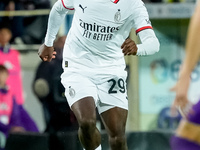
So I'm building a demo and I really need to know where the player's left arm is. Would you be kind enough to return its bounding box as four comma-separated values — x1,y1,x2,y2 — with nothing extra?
121,29,160,56
121,0,160,56
136,28,160,56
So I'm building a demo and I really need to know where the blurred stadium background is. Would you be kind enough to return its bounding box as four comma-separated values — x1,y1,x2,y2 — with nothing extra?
0,0,198,149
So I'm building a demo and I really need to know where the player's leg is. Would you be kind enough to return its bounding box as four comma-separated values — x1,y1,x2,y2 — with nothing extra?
100,107,128,150
71,96,101,150
61,71,102,150
96,72,128,149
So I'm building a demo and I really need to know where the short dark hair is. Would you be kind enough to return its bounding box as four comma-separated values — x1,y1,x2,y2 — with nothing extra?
0,65,8,74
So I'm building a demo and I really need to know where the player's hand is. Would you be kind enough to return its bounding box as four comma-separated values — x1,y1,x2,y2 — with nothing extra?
38,44,56,62
121,38,137,56
170,83,189,109
170,73,190,108
170,73,192,118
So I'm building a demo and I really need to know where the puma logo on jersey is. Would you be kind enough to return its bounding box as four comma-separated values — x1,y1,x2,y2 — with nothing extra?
79,4,87,13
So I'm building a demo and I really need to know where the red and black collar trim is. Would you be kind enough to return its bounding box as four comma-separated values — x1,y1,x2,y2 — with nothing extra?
111,0,120,4
113,0,120,3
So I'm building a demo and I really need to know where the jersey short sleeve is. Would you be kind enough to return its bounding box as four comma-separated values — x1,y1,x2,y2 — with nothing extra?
61,0,74,10
131,0,152,34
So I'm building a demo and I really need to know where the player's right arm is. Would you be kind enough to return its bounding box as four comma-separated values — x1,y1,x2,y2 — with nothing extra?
38,0,74,62
171,0,200,109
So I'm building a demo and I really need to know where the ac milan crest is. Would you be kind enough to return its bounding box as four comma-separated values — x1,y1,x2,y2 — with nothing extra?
114,9,121,22
69,86,75,98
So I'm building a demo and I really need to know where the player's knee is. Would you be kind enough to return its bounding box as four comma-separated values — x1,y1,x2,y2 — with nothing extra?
79,118,96,131
109,134,126,146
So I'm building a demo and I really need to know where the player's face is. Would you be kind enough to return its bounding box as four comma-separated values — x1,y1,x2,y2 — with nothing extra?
0,71,8,87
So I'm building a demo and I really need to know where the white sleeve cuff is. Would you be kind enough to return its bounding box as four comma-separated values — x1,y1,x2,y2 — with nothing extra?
136,29,160,56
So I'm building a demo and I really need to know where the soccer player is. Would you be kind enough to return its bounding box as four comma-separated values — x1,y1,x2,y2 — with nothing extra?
38,0,160,149
170,0,200,149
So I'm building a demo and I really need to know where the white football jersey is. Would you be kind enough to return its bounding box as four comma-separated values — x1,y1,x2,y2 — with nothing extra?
61,0,152,71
